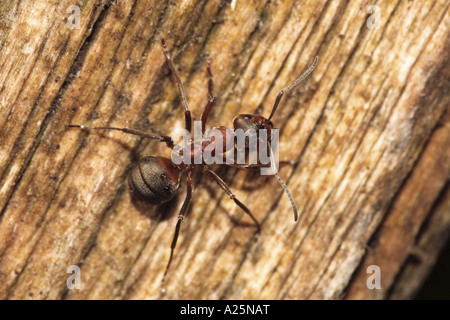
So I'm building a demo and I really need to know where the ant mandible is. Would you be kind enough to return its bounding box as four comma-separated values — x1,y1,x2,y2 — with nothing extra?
68,39,318,293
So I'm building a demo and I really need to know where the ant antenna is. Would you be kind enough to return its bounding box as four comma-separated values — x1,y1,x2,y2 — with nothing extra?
268,141,298,221
274,173,298,221
268,56,318,121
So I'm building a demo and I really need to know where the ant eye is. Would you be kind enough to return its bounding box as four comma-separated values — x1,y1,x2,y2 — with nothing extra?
243,115,251,120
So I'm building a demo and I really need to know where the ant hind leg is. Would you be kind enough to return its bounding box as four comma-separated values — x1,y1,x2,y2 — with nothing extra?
161,169,193,294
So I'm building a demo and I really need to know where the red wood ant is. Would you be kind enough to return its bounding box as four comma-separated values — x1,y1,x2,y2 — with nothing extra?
68,39,318,292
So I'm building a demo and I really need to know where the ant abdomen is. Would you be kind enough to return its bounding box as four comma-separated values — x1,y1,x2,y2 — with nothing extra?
128,156,180,205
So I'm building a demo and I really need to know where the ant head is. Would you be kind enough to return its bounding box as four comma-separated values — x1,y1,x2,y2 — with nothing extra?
233,114,274,133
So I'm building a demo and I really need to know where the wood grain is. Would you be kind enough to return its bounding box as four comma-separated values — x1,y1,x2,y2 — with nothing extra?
0,0,449,299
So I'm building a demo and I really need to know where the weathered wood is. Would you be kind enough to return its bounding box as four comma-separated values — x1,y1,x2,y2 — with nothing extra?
345,107,450,299
0,0,449,300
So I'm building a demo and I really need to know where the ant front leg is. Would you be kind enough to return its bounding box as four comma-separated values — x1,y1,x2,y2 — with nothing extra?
161,168,193,293
161,39,192,134
203,165,261,233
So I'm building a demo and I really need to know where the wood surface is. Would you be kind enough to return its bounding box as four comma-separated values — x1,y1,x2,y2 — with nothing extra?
0,0,449,299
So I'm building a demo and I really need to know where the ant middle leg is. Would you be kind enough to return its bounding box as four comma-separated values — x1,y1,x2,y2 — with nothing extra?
203,165,261,233
222,155,299,222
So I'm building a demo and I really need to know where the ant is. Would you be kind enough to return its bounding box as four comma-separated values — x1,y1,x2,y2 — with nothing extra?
68,39,318,293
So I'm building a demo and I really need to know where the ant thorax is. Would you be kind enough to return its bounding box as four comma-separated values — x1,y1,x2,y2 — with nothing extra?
170,120,279,174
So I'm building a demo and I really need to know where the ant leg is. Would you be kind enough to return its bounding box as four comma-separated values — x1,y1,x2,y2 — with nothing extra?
161,39,192,134
161,168,193,293
223,151,298,222
203,165,261,233
201,52,215,134
224,161,295,170
279,160,296,167
267,56,318,121
67,125,174,148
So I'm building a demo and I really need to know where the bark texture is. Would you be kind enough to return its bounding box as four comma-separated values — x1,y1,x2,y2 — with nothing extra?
0,0,449,299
